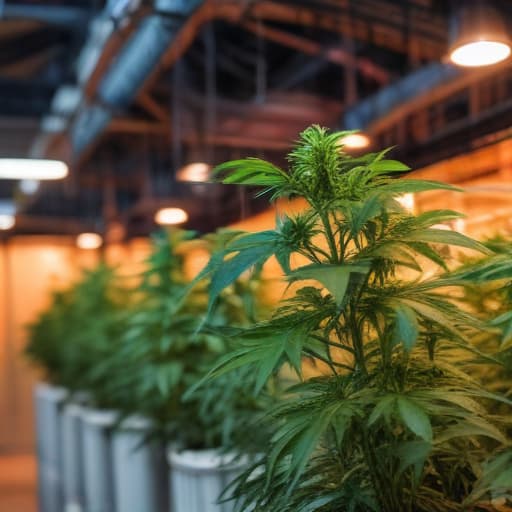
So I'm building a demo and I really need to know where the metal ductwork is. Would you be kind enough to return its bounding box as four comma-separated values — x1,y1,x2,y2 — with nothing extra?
343,63,461,131
70,0,204,158
0,3,89,26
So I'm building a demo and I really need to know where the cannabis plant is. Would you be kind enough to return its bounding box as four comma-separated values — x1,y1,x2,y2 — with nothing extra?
193,126,512,511
107,229,273,452
26,264,130,401
26,286,75,386
459,237,512,400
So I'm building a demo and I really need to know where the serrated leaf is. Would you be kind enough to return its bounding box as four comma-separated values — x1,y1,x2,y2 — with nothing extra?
399,298,463,338
397,396,432,442
350,195,383,236
396,440,431,484
207,232,279,314
289,263,370,306
393,304,419,352
368,395,396,426
404,229,491,254
368,159,410,174
380,179,462,195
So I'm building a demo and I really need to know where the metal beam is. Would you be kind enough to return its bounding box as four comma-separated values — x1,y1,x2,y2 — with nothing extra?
242,20,390,84
1,4,90,27
137,93,170,123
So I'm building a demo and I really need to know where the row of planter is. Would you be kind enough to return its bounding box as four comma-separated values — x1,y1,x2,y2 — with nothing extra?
36,383,245,512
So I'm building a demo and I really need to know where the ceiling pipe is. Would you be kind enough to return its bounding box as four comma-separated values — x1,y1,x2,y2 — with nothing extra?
343,62,461,132
342,63,462,131
70,0,204,157
0,3,90,26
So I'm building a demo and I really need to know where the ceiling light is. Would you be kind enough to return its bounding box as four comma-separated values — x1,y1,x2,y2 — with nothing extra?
449,1,511,67
451,41,510,67
76,232,103,250
0,159,68,180
339,133,371,149
19,179,40,195
0,215,15,230
176,162,212,183
155,207,189,226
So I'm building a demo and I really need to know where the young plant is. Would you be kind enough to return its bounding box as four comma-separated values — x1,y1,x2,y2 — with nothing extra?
108,229,273,452
193,126,512,511
26,264,130,402
459,237,512,399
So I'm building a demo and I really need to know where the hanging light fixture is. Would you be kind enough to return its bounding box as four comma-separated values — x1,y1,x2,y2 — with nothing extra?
0,159,68,180
339,133,371,150
155,207,188,226
176,162,212,183
449,1,511,67
76,232,103,250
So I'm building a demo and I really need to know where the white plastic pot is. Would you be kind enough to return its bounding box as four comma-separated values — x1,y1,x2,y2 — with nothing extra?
80,408,117,512
61,402,86,512
168,448,248,512
34,382,68,512
111,416,169,512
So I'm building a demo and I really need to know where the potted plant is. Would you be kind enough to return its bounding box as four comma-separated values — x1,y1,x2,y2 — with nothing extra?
104,229,274,512
169,231,276,512
28,285,76,512
192,125,512,511
27,264,131,512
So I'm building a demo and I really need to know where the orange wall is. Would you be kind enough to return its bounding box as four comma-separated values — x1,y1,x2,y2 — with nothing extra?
0,237,100,453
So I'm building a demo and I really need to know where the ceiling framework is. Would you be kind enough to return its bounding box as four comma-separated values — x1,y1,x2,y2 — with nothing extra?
1,0,512,237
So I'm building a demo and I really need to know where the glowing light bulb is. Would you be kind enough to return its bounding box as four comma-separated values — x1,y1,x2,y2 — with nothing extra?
450,40,511,67
176,162,211,182
0,159,68,180
76,232,103,250
339,133,371,149
155,207,188,226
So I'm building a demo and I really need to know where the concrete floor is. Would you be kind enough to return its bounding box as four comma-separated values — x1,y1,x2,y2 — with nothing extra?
0,455,37,512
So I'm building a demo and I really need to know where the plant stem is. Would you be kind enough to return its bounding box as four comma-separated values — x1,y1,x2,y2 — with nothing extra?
318,209,339,263
349,309,368,376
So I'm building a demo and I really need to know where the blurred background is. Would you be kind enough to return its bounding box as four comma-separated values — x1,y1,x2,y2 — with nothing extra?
1,0,512,509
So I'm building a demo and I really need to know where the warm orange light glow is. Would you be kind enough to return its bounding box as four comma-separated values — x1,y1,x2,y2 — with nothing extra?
396,193,415,212
155,207,189,226
0,214,15,230
339,133,371,149
0,159,68,180
176,162,211,182
76,232,103,250
450,40,511,67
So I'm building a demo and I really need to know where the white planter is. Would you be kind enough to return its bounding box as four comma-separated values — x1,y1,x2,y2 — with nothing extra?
61,402,86,512
80,408,117,512
168,448,249,512
34,382,68,512
111,416,169,512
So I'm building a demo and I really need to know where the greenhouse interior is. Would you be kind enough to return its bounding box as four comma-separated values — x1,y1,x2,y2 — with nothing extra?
2,1,512,511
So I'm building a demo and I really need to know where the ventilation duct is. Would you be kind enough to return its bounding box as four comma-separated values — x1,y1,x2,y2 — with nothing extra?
343,63,461,132
0,4,89,26
70,0,204,158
